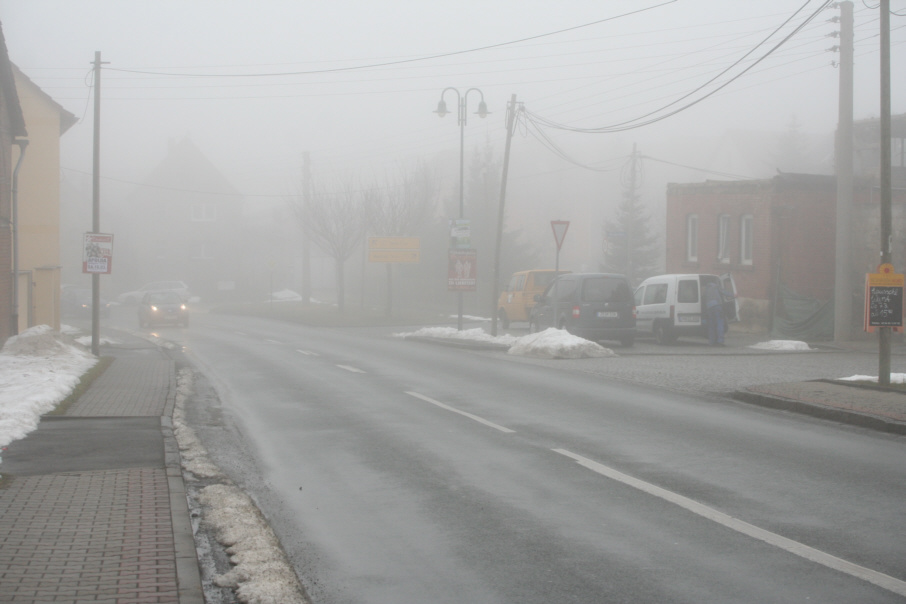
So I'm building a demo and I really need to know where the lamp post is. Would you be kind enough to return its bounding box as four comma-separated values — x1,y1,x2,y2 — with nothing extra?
435,87,488,330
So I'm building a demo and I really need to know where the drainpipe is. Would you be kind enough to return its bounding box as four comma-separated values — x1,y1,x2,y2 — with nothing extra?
11,138,28,336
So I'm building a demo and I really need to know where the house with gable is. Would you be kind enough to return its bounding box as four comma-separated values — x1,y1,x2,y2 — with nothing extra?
12,64,77,333
110,137,245,302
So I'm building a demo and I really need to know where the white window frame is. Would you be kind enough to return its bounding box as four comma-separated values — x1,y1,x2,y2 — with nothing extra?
192,202,217,222
740,214,753,265
686,214,698,262
717,214,731,264
191,242,215,260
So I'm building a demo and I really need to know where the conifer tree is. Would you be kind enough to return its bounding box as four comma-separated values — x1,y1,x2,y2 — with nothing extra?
601,146,660,285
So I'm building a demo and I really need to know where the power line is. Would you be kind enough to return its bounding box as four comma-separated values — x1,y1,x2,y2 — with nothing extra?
105,2,677,79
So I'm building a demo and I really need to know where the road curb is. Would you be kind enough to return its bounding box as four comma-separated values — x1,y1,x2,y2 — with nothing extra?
731,389,906,436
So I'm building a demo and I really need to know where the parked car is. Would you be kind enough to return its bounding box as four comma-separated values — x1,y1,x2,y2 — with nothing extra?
633,273,739,344
117,281,191,305
138,290,189,327
61,286,110,318
497,269,570,328
529,273,636,347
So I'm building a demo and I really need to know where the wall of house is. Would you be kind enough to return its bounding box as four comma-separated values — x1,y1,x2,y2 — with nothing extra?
665,176,840,333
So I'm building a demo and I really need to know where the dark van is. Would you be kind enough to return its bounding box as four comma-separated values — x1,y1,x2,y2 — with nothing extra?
529,273,637,347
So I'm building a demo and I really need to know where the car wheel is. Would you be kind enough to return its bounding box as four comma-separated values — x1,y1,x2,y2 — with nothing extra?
620,336,635,348
498,309,509,329
653,322,676,345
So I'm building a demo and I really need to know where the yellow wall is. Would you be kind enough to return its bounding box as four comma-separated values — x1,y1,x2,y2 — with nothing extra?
13,68,69,331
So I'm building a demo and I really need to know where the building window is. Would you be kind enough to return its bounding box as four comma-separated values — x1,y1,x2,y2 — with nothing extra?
740,214,753,265
686,214,698,262
717,214,730,263
192,242,215,260
192,203,217,222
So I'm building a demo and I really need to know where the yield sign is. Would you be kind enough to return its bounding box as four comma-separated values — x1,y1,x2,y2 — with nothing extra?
551,220,570,251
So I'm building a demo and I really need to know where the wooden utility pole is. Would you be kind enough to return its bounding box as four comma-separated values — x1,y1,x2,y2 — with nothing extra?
91,51,105,356
490,94,518,336
302,152,312,305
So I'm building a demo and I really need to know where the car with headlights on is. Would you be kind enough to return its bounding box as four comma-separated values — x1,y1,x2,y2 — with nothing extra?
138,290,189,327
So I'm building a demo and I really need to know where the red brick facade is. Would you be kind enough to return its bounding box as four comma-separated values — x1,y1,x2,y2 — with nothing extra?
666,175,838,329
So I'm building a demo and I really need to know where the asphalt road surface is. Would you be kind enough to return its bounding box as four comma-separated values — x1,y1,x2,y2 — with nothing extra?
122,310,906,604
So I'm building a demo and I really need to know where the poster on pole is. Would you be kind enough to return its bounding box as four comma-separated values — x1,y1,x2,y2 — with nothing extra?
448,249,477,291
82,232,114,274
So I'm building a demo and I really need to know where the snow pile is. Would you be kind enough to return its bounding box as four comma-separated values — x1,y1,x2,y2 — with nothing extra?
397,326,518,346
508,328,615,359
0,325,97,450
838,374,906,384
268,289,303,302
172,368,306,603
749,340,811,351
199,484,307,604
397,326,615,359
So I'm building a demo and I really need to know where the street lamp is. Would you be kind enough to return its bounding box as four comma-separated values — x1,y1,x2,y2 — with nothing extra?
435,87,489,330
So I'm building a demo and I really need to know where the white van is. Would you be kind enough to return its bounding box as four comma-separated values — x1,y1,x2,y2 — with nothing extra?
633,274,738,344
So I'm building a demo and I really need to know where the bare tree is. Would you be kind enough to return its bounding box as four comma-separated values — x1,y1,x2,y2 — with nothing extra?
364,162,439,314
292,177,367,312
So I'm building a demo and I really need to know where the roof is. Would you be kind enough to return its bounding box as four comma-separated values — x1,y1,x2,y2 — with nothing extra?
0,22,26,138
12,64,77,135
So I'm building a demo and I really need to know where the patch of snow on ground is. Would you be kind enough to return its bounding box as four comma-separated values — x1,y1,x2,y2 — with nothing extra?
0,325,97,467
508,328,615,359
838,373,906,384
172,368,307,603
396,326,518,346
748,340,811,351
268,289,304,302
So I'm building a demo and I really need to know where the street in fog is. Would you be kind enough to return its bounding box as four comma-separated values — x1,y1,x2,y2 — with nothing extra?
105,307,906,604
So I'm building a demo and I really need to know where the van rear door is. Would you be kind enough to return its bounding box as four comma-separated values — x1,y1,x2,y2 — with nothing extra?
719,273,739,323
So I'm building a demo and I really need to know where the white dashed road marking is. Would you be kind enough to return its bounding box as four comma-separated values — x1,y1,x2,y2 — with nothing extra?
553,448,906,598
405,391,515,434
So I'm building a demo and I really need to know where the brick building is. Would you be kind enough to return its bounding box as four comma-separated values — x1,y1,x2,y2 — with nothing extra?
665,115,906,338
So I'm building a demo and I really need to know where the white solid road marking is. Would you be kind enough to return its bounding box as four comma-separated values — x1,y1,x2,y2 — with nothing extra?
405,391,515,434
296,349,319,356
552,448,906,598
265,339,282,344
337,365,366,373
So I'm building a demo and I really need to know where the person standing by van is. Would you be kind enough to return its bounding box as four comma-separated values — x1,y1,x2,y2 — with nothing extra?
702,281,727,346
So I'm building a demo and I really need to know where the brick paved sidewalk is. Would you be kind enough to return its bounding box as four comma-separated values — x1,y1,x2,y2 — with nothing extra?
0,341,203,604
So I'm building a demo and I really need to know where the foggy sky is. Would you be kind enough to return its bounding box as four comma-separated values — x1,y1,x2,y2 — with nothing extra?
4,1,905,270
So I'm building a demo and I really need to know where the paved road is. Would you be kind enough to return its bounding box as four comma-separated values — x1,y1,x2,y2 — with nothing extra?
151,312,906,604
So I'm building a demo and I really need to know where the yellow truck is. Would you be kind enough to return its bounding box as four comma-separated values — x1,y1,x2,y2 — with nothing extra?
497,269,570,328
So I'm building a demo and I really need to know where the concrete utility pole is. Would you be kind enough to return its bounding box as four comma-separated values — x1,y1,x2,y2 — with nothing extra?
490,94,518,337
879,0,892,384
834,1,854,343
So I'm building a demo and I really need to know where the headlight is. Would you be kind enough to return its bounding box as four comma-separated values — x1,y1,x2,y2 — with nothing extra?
180,304,187,310
151,305,159,312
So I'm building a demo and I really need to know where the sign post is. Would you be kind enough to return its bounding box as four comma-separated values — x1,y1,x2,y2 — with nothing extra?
864,263,904,385
550,220,569,327
367,237,420,316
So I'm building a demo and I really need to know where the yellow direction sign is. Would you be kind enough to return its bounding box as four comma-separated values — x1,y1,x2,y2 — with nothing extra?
367,237,420,263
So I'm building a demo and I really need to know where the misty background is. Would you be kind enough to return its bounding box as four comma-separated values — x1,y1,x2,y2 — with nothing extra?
4,1,905,313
